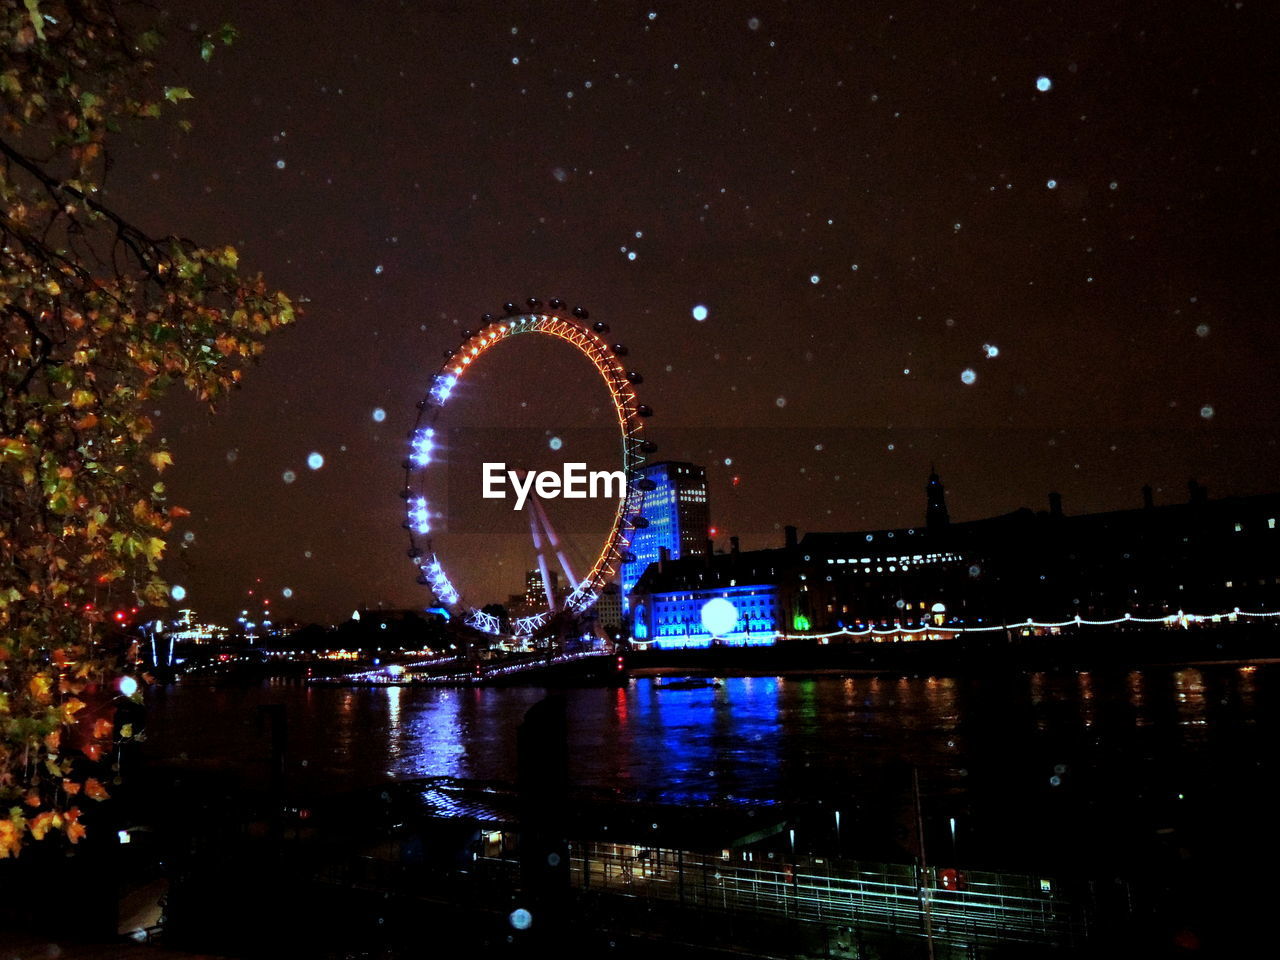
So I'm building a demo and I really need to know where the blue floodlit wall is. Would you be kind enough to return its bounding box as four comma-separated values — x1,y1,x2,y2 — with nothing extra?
639,584,780,649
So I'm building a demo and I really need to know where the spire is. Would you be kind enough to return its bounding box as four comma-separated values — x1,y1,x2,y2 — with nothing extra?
926,469,949,530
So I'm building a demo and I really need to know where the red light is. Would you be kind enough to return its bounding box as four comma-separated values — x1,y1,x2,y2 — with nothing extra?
114,612,126,622
709,527,718,536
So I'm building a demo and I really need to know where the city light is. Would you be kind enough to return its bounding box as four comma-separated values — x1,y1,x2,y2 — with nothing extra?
701,597,738,636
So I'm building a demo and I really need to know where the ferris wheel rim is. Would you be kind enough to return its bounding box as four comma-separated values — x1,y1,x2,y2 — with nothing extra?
402,308,650,638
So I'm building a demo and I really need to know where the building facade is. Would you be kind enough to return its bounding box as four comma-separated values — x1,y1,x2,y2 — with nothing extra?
621,461,710,606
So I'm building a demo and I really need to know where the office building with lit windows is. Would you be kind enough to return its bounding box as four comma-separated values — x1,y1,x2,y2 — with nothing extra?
621,461,710,605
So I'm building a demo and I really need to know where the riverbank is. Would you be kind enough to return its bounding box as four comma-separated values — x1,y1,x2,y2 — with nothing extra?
624,625,1280,677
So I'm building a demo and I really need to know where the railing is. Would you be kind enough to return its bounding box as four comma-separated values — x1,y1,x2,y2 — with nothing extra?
566,843,1086,948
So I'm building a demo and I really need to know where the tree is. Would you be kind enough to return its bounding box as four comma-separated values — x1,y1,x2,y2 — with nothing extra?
0,2,295,856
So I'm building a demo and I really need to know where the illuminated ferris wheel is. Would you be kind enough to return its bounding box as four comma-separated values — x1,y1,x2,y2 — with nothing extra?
403,298,656,638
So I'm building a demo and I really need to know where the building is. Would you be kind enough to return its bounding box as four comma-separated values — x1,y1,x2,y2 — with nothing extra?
523,567,559,606
621,461,710,606
163,609,228,644
629,473,1280,646
595,582,625,637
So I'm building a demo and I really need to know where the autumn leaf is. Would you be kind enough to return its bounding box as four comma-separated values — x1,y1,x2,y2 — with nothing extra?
64,809,86,844
92,718,113,740
27,674,52,703
0,819,22,858
149,450,174,472
84,778,109,801
29,811,61,840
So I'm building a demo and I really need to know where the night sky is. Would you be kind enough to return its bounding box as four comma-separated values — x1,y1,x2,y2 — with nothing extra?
103,1,1280,624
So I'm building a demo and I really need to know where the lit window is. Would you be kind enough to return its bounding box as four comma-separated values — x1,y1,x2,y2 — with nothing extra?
1270,518,1276,529
1234,522,1243,532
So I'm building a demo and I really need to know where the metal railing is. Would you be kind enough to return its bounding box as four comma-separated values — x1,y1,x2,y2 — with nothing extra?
566,843,1086,948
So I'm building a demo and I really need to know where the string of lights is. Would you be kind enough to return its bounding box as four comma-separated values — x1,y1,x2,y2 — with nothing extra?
747,607,1280,641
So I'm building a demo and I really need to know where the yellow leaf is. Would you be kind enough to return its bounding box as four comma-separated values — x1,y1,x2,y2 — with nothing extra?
29,811,61,841
23,0,45,43
149,450,174,472
28,674,52,702
0,819,23,858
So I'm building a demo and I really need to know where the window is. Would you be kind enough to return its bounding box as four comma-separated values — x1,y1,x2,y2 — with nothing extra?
1270,518,1276,529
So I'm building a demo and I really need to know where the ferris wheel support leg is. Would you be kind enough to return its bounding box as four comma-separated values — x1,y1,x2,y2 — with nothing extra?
528,504,557,614
531,495,580,588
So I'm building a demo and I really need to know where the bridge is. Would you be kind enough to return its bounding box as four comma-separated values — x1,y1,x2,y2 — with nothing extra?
310,646,624,687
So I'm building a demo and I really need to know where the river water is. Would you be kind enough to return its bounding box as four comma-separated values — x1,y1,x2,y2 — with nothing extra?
140,661,1280,879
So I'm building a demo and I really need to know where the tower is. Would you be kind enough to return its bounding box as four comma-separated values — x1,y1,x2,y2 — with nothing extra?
926,468,949,530
621,461,710,605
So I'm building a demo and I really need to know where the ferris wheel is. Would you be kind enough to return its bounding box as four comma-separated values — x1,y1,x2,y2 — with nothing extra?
403,298,657,638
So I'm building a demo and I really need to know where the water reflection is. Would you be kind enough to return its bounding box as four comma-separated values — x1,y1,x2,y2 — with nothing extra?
145,663,1276,828
1172,667,1208,735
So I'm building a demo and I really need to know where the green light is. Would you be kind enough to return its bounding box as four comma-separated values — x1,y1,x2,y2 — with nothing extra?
792,613,811,631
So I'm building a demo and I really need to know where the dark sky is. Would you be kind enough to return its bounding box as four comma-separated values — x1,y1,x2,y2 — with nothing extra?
102,1,1280,624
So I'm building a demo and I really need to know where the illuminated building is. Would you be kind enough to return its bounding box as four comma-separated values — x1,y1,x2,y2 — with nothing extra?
630,472,1280,644
163,609,229,644
621,461,710,606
